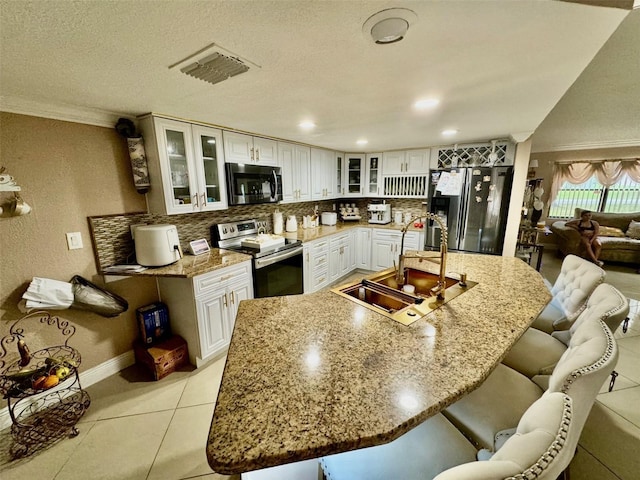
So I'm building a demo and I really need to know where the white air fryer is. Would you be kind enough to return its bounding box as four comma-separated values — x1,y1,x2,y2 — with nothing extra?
134,224,182,267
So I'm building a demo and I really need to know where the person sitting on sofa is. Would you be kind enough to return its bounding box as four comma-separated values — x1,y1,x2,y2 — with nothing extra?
565,210,604,267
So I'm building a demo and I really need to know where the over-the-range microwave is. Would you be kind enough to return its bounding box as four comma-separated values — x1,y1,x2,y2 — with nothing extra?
225,163,283,205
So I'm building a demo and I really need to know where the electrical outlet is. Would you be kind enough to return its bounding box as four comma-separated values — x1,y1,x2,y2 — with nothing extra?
66,232,83,250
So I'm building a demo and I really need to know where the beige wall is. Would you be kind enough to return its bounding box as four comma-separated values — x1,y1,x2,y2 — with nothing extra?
0,112,158,370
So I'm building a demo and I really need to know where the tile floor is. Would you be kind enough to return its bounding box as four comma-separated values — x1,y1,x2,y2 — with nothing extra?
0,251,638,480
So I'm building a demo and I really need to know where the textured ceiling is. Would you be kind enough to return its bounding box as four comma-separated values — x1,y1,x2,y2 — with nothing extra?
0,1,634,152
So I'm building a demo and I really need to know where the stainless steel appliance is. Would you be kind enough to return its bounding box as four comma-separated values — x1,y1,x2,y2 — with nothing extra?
368,203,391,224
425,167,513,254
211,219,303,298
225,163,283,205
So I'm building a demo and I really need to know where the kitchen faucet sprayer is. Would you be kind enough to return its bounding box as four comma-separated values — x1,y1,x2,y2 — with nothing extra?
396,213,448,300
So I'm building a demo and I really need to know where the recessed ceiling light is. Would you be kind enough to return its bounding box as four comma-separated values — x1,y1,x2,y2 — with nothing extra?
299,121,316,130
414,98,440,110
441,129,458,136
356,139,368,145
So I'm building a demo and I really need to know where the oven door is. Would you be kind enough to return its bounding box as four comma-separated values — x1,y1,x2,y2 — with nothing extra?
253,246,304,298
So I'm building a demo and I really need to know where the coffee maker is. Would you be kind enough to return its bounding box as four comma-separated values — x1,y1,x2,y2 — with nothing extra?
368,203,391,224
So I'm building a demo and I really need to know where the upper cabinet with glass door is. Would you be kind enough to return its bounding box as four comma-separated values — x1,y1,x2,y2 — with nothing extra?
343,154,364,197
366,153,382,197
139,116,227,215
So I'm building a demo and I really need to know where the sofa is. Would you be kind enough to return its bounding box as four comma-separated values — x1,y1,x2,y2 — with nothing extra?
551,208,640,266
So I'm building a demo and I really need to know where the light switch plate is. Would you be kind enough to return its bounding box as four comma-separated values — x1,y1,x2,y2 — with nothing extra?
66,232,83,250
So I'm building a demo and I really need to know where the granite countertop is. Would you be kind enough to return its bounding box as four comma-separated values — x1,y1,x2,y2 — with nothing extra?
105,249,252,278
284,221,424,242
206,253,551,474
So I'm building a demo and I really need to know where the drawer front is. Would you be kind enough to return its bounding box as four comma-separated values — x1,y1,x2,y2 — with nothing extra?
310,239,329,254
311,268,329,291
313,252,329,269
193,261,252,297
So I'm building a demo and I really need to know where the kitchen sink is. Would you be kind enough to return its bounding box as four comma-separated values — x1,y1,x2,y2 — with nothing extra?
331,267,476,326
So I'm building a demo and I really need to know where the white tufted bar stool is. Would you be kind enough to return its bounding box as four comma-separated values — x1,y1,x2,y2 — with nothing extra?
503,283,628,379
443,315,619,456
433,392,574,480
531,254,605,334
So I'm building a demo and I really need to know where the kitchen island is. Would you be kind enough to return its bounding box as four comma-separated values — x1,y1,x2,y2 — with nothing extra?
206,253,551,475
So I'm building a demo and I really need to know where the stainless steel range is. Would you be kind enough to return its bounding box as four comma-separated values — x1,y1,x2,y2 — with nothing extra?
211,219,304,298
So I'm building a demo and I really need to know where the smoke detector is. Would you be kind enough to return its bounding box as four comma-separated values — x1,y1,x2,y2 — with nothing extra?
362,8,418,45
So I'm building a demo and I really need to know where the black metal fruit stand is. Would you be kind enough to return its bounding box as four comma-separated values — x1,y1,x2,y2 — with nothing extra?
0,311,90,458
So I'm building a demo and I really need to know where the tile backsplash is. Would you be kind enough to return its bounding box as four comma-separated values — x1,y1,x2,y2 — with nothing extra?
88,198,426,271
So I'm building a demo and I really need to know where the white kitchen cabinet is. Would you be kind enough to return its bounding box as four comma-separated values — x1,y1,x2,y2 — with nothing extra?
279,141,311,203
343,154,365,197
304,238,330,293
355,228,372,270
311,148,337,200
223,131,278,166
365,153,382,197
329,231,353,283
157,261,253,367
139,116,227,215
371,229,420,270
383,149,429,175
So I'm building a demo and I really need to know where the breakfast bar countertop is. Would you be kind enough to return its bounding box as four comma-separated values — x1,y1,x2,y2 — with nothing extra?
206,253,551,474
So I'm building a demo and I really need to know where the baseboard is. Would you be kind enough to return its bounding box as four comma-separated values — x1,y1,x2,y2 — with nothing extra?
0,350,135,431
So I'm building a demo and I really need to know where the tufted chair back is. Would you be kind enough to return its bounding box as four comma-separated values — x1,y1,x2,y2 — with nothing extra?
550,255,606,322
532,255,605,333
552,283,629,347
433,393,574,480
546,317,618,432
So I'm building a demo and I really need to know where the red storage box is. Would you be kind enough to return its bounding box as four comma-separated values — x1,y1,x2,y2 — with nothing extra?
133,335,188,380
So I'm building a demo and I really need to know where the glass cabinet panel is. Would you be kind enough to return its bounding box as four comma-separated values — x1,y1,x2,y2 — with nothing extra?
336,153,343,196
199,134,222,204
346,155,364,195
367,154,380,195
165,129,193,206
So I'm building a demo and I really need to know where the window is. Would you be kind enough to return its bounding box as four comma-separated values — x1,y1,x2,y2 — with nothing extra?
549,172,640,218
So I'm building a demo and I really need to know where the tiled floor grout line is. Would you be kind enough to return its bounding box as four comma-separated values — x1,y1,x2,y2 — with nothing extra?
52,421,98,480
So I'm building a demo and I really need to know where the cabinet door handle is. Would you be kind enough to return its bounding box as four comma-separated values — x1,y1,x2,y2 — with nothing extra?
223,293,228,307
193,194,199,208
256,148,260,161
230,291,235,305
250,147,254,161
201,193,207,206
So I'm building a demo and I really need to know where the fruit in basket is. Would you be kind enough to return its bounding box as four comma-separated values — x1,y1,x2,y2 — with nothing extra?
18,339,31,367
5,366,45,382
32,375,48,390
53,365,71,380
32,374,59,390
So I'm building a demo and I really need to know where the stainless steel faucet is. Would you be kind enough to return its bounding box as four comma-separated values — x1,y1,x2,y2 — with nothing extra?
396,213,448,300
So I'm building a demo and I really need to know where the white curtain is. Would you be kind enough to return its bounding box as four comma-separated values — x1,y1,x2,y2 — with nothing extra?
549,158,640,207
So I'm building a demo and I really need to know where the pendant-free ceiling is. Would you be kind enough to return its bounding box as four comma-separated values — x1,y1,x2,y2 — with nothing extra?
362,8,418,44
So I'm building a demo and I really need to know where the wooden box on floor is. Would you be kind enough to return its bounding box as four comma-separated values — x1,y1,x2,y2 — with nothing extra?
133,335,188,380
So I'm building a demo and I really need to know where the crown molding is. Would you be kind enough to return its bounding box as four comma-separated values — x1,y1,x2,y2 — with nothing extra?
0,95,133,128
532,138,640,153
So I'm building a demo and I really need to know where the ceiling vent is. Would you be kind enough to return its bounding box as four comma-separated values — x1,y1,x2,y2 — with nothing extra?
169,43,259,86
362,8,418,44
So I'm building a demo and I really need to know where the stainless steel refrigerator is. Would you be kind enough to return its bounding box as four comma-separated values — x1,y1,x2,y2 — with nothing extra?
425,167,513,254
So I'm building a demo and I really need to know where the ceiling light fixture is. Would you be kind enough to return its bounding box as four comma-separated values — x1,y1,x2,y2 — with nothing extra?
414,98,440,110
356,139,368,145
442,129,458,137
299,121,316,130
362,8,418,45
